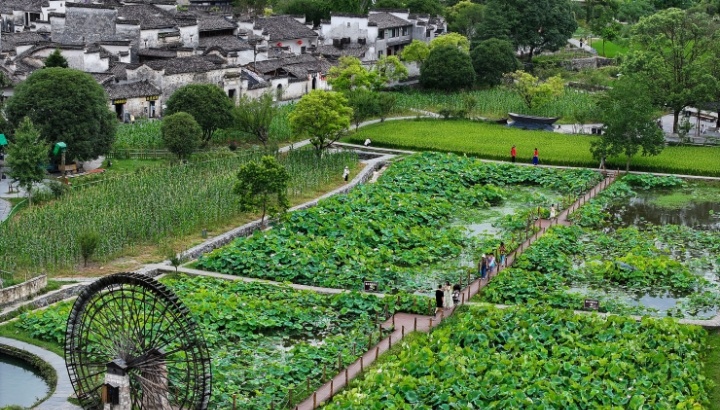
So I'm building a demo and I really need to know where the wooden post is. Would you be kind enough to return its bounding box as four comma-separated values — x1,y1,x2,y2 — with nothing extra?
345,368,349,385
413,317,417,331
313,392,317,408
392,315,395,327
233,394,236,410
360,356,364,372
375,346,379,360
402,325,405,338
461,292,465,304
389,334,392,347
330,380,334,396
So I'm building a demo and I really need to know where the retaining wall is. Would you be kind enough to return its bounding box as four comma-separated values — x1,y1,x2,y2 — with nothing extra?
0,275,47,307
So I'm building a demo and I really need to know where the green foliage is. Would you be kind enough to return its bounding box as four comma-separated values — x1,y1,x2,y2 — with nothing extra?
420,45,475,91
446,0,485,39
400,40,430,63
327,56,380,92
160,112,202,160
471,39,520,86
326,304,711,408
5,68,116,161
506,70,564,112
113,120,164,150
235,155,290,224
165,84,234,143
289,90,352,154
5,118,48,205
232,92,279,147
345,89,380,130
429,33,471,53
199,152,600,291
43,49,68,68
77,230,100,267
0,150,356,272
374,55,408,85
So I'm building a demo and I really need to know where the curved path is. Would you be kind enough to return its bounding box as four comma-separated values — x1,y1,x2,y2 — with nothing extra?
0,337,80,410
0,198,10,223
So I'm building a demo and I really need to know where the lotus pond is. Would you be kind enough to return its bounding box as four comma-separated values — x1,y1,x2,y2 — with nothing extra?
196,153,602,295
0,274,431,409
480,174,720,318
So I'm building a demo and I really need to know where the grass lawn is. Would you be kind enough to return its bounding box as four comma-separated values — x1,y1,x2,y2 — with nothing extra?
705,330,720,410
346,119,720,176
590,39,630,58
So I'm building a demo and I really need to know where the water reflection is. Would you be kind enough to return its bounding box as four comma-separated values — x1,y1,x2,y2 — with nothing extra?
609,192,720,230
0,352,50,408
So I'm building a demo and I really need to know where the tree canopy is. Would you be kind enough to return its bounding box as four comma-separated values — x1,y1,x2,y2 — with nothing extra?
165,84,234,143
232,92,279,147
6,117,48,205
624,8,719,133
234,155,290,226
327,57,380,92
479,0,577,60
44,49,68,68
446,1,485,40
374,56,409,85
161,112,202,160
471,39,519,86
289,90,352,154
421,45,476,91
506,70,564,112
430,33,471,53
400,40,430,63
592,75,665,171
5,68,116,161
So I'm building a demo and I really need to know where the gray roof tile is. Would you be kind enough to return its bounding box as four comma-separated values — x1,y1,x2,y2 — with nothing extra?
105,80,161,99
368,12,411,30
254,16,318,42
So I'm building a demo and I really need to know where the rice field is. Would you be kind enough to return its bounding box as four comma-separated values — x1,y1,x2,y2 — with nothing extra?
0,150,357,274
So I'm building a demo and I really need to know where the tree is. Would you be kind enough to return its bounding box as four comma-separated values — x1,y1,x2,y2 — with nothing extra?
588,1,621,56
446,1,486,40
376,93,398,122
430,33,471,53
374,0,405,7
506,70,564,112
6,118,48,205
78,230,100,267
420,45,476,91
165,84,234,144
5,68,116,161
346,89,380,130
233,92,279,148
626,8,719,133
617,0,654,22
591,75,665,171
471,39,519,86
234,155,290,226
400,40,430,63
289,90,352,155
44,49,68,68
327,56,380,92
405,0,443,15
479,0,577,60
374,56,408,85
161,112,202,160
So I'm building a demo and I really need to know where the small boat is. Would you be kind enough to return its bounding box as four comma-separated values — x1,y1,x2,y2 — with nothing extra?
508,112,561,125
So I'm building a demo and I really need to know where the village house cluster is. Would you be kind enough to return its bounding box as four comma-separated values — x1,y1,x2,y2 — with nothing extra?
0,0,446,121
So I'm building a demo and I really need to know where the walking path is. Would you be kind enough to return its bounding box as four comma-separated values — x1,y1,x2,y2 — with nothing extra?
294,173,618,409
0,337,80,410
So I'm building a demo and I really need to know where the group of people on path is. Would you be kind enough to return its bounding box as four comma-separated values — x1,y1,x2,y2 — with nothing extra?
510,146,540,165
435,242,508,314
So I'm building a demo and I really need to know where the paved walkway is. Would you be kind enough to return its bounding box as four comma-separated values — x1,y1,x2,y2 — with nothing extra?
0,337,80,410
568,37,598,55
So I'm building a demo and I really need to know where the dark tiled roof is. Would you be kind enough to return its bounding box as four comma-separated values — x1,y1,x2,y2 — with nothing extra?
0,32,47,52
199,35,252,53
109,62,129,80
105,80,161,99
90,72,116,85
315,44,368,58
1,0,44,13
65,2,115,10
254,16,318,41
189,4,233,14
138,48,178,58
249,54,332,78
249,54,316,73
117,4,181,29
144,55,225,75
368,12,411,29
195,13,237,32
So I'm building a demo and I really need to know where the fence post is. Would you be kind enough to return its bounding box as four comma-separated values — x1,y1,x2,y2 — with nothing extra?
232,395,237,410
375,346,379,360
360,356,364,372
402,325,405,338
330,380,334,396
414,317,417,331
313,392,317,408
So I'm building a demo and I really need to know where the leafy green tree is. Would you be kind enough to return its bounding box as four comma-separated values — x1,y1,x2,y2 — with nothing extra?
446,1,485,39
374,56,409,85
376,93,398,122
591,75,665,171
430,33,471,53
44,49,68,68
400,40,430,63
406,0,443,14
165,84,234,144
421,45,476,90
373,0,405,7
6,118,47,205
5,68,116,161
346,89,380,130
289,90,352,155
626,8,719,132
479,0,577,60
471,39,519,86
617,0,654,22
233,92,279,147
161,112,202,160
327,57,380,92
588,1,621,56
506,70,564,112
78,230,100,267
234,155,290,226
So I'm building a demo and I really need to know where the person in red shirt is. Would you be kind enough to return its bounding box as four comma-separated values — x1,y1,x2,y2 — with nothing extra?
510,145,517,163
532,148,539,166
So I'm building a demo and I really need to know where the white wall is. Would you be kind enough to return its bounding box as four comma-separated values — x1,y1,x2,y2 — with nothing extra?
179,25,199,48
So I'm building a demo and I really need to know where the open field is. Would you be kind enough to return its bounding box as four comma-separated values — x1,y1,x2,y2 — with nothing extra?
346,119,720,176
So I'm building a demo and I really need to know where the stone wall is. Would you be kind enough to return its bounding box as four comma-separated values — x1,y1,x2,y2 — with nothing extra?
0,275,47,307
562,57,615,71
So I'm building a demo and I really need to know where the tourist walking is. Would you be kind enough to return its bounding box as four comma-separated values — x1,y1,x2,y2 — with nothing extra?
510,145,517,163
487,253,496,274
549,204,557,220
479,254,488,280
343,166,350,182
435,284,444,314
444,281,454,309
532,148,539,166
498,242,507,267
452,284,461,305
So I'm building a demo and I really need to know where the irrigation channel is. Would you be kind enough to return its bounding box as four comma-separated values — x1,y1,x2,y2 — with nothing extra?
0,352,49,407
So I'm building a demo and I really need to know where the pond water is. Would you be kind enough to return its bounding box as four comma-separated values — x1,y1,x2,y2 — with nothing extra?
0,351,50,408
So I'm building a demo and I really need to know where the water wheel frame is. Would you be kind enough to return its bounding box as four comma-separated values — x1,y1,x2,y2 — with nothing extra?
65,272,211,409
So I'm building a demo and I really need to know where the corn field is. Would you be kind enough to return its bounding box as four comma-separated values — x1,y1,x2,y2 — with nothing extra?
394,88,599,121
0,149,356,273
